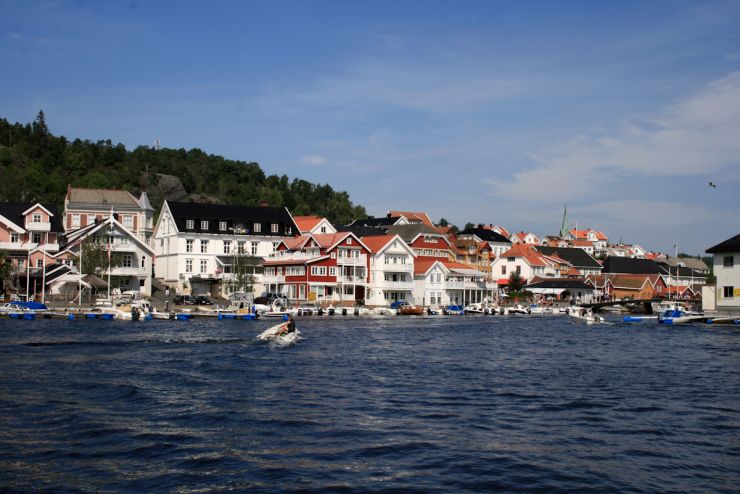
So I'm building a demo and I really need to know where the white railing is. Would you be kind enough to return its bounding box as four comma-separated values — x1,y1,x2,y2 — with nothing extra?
0,241,24,250
337,254,367,265
337,275,367,283
110,267,148,276
262,275,285,284
268,251,317,261
379,280,414,290
381,263,413,273
24,221,51,232
109,242,138,252
445,280,495,290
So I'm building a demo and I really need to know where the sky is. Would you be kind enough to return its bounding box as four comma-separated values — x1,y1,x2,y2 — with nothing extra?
2,0,739,255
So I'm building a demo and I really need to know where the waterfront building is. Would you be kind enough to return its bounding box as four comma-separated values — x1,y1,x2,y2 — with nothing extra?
490,243,562,284
0,202,63,301
361,234,416,306
263,232,371,305
457,226,512,259
524,278,596,304
704,233,740,315
152,201,299,297
587,274,666,300
55,213,155,296
64,186,154,242
535,246,602,277
386,224,454,263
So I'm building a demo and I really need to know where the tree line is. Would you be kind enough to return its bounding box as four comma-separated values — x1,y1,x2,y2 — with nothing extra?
0,112,367,225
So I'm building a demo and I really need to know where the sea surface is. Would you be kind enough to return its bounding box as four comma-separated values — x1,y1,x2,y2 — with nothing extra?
0,314,738,493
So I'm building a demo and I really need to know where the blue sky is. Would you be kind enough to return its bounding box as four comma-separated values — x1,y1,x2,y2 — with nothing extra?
2,0,739,254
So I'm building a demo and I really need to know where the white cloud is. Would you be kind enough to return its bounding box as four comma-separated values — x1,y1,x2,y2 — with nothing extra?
300,155,327,166
488,71,740,202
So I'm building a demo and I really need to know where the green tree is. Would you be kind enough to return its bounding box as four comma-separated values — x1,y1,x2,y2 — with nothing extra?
79,239,122,276
231,251,261,294
508,272,525,292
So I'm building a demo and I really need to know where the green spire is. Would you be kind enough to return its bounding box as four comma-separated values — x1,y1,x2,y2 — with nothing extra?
559,203,569,238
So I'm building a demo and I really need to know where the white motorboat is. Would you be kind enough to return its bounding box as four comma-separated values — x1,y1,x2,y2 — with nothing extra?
658,309,704,325
503,304,530,315
257,321,300,344
568,306,605,324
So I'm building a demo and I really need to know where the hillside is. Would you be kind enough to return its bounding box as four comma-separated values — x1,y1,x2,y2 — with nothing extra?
0,112,367,225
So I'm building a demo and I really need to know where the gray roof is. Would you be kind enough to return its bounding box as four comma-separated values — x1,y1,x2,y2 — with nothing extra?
68,188,140,209
678,257,709,271
386,223,441,242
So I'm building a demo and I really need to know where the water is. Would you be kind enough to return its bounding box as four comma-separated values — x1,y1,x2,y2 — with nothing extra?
1,315,738,493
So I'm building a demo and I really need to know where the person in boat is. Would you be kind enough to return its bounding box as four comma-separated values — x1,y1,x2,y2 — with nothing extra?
278,315,296,335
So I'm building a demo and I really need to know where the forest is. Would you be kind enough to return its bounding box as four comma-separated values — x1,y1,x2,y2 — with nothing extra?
0,112,368,225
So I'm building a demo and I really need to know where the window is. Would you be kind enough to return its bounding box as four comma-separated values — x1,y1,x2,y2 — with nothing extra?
219,221,227,231
724,256,734,267
238,241,245,253
32,213,42,223
507,257,515,262
272,242,279,252
501,266,507,275
123,215,134,228
311,266,327,276
200,240,208,253
344,285,354,295
320,226,327,233
71,214,81,227
254,223,261,233
271,223,279,233
329,267,336,277
186,259,193,273
201,220,208,230
123,255,132,268
331,252,337,259
516,265,521,275
32,233,42,244
87,214,96,226
200,259,207,273
223,241,231,254
36,259,44,268
10,233,19,243
186,239,194,253
251,242,258,255
186,219,194,229
723,286,734,298
141,256,146,268
347,238,352,245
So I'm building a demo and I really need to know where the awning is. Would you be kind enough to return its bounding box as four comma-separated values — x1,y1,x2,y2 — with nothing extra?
526,287,566,295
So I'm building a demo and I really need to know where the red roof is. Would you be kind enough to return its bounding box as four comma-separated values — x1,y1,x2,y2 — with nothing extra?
388,210,434,227
500,243,547,266
293,215,324,232
360,234,396,253
414,259,442,275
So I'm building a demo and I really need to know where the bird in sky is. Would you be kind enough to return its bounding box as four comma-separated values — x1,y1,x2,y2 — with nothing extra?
708,182,716,188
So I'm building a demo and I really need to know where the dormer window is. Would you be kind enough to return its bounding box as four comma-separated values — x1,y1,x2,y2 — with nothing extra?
271,223,279,233
32,213,42,223
347,238,352,245
201,220,209,230
219,221,227,231
254,223,261,233
186,220,194,229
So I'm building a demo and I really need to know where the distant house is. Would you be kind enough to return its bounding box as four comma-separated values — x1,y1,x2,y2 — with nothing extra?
535,246,602,277
565,228,608,251
64,186,154,242
491,243,561,283
588,274,667,300
457,226,512,259
510,231,540,245
0,202,64,300
387,210,435,227
293,215,337,235
705,233,740,315
361,234,416,307
386,224,454,263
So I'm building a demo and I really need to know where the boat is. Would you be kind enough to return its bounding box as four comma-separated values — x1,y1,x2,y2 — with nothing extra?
257,320,300,344
657,308,704,325
503,304,530,315
445,305,466,315
623,315,659,322
372,307,397,316
568,306,605,324
398,304,424,315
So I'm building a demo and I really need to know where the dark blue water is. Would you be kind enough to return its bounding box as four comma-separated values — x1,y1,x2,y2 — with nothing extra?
1,315,738,493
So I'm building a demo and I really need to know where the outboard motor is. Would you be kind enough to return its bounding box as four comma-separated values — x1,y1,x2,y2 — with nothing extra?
341,308,348,316
131,306,140,321
328,307,335,316
317,307,324,316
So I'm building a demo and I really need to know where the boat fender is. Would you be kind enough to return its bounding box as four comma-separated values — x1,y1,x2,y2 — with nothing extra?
218,313,224,320
67,313,75,321
706,318,713,324
283,314,289,321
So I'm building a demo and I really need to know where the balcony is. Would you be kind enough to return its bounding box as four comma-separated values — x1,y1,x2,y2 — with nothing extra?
109,242,138,252
110,266,148,277
0,241,24,250
378,280,414,290
24,221,51,232
445,280,496,290
380,263,413,273
337,254,367,266
262,275,285,284
337,275,367,284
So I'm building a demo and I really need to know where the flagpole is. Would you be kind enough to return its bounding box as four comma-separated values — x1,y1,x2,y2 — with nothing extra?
79,238,83,310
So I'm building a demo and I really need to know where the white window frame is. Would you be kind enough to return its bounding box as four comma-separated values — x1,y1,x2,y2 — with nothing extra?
32,213,42,223
201,220,209,230
200,240,208,253
271,223,279,233
186,239,194,253
186,259,193,273
223,241,231,254
122,255,133,268
71,214,81,227
87,214,96,226
200,259,208,273
254,223,261,233
186,219,194,229
219,221,227,231
10,232,20,243
251,243,258,255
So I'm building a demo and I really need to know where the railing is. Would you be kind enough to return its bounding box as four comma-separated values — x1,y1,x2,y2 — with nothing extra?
378,280,414,290
337,254,367,265
109,242,138,252
24,221,51,232
337,275,367,283
110,267,148,276
380,263,413,273
445,280,495,290
0,241,24,250
262,275,285,284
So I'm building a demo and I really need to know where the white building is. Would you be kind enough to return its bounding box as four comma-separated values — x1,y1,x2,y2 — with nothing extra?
55,213,155,296
362,234,416,306
490,243,560,283
152,201,299,297
705,233,740,315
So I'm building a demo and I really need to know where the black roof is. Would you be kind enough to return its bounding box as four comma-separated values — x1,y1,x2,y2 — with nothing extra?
524,279,594,290
536,246,602,269
348,216,398,227
458,228,511,243
706,233,740,254
166,201,298,237
0,202,64,232
601,256,662,274
336,225,389,237
656,263,707,278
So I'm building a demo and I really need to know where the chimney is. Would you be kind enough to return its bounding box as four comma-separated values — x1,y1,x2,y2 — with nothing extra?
259,200,270,208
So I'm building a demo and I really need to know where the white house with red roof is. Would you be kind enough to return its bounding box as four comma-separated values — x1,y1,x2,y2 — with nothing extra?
361,234,416,306
491,243,562,284
263,232,371,306
292,215,337,235
412,259,494,307
510,231,540,245
565,229,608,251
413,259,450,307
387,210,435,228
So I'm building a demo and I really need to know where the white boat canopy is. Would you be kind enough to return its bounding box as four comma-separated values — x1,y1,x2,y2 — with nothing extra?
526,287,567,295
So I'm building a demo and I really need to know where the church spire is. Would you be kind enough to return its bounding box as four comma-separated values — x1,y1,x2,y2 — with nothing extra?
559,203,569,238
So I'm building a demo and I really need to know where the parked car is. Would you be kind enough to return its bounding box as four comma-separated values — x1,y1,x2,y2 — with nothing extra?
173,295,195,305
390,300,410,310
194,295,213,305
